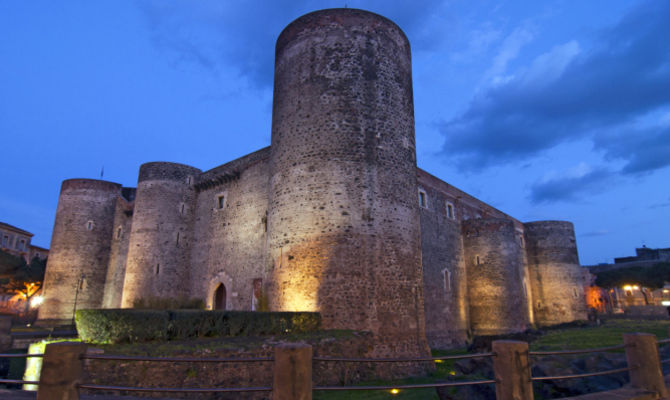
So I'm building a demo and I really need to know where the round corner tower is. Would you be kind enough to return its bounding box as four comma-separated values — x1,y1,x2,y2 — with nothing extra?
121,162,201,308
524,220,587,325
462,218,532,335
38,179,121,324
266,8,428,357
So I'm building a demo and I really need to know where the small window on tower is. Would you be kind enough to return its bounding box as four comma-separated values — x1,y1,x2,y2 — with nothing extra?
475,255,481,265
444,268,452,292
446,202,455,219
86,221,94,231
156,264,160,275
116,227,122,239
418,189,427,208
217,195,225,209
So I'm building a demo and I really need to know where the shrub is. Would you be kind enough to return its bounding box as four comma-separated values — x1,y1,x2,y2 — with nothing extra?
76,309,170,344
76,309,321,343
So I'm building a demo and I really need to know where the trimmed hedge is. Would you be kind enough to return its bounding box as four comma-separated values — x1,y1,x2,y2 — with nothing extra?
75,309,170,344
75,309,321,344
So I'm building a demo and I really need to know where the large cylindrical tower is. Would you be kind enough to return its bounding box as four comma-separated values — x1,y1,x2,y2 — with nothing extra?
462,218,531,335
38,179,121,324
121,162,201,307
524,221,587,326
266,9,428,357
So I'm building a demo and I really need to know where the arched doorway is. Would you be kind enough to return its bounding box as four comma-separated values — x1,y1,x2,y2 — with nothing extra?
214,283,226,310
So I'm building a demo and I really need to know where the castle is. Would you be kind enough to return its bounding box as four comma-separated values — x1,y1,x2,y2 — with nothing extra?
38,9,587,355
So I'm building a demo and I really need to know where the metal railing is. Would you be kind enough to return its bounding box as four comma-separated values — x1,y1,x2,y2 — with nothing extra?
0,352,43,386
78,352,273,394
313,352,496,391
529,344,632,383
3,330,670,399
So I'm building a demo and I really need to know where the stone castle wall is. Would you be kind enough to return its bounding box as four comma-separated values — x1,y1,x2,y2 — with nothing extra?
121,162,201,308
100,188,135,308
266,9,428,357
417,173,469,348
462,218,531,335
525,221,587,326
190,148,271,311
37,8,589,349
39,179,121,323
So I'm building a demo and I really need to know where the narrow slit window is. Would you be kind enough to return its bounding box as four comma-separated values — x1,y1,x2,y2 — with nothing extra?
418,190,427,208
475,255,481,265
217,195,225,209
444,269,451,292
86,221,93,231
446,202,455,219
116,227,122,239
180,204,185,215
156,264,160,275
176,232,180,246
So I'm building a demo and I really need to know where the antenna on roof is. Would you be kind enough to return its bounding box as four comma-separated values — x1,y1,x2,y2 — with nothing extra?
100,166,104,178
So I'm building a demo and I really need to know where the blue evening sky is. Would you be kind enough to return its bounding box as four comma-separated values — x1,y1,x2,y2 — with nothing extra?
1,1,668,265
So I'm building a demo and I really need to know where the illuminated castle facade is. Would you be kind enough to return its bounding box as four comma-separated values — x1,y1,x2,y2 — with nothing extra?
38,9,587,353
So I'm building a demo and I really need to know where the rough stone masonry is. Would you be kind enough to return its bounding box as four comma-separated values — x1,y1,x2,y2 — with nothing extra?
38,8,588,356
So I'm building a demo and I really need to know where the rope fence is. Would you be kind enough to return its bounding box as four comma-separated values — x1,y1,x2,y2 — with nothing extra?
82,354,272,363
2,331,670,399
78,384,273,393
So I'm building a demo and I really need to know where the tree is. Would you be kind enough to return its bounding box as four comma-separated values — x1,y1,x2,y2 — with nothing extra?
594,263,670,305
0,250,46,313
594,263,670,289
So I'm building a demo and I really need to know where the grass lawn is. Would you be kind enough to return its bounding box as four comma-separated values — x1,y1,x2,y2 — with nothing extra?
315,319,670,399
531,318,670,351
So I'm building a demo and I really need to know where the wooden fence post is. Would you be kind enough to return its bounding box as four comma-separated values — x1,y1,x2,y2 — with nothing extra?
36,341,88,400
492,340,534,400
273,343,312,400
623,332,668,397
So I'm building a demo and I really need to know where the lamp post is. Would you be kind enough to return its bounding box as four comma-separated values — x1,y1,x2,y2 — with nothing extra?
71,273,85,326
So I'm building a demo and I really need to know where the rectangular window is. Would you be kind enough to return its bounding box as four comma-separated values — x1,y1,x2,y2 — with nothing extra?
446,202,455,219
217,195,225,209
2,235,7,247
444,269,451,292
17,239,25,251
418,190,427,208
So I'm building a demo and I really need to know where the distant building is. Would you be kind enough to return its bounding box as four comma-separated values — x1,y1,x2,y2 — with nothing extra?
614,246,670,265
586,245,670,273
0,222,49,262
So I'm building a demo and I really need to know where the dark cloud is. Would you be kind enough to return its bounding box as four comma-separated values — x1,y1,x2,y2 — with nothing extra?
649,198,670,210
136,0,446,90
595,126,670,174
440,1,670,173
528,167,614,204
